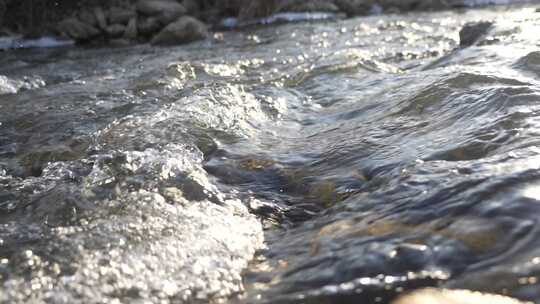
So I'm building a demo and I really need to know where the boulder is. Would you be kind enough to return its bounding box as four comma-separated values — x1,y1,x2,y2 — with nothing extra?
151,16,208,45
57,18,101,41
124,17,138,40
459,21,493,47
138,17,162,36
106,24,126,38
392,288,527,304
93,6,108,30
137,0,187,24
107,7,136,25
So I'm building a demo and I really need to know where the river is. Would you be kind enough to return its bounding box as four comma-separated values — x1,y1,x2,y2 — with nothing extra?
1,3,540,304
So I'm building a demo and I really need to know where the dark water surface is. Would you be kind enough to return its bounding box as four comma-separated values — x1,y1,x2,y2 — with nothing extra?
2,4,540,304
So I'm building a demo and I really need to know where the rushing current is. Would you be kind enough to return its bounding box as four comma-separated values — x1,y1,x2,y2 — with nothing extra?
2,3,540,304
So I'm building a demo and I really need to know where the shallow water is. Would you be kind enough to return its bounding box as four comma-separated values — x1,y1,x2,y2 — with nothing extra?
2,4,540,304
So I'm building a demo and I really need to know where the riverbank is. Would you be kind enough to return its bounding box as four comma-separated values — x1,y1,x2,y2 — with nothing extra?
0,0,528,48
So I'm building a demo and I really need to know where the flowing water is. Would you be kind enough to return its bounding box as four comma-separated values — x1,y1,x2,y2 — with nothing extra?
2,4,540,304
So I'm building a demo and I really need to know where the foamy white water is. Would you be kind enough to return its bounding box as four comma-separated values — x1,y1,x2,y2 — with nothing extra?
0,36,74,50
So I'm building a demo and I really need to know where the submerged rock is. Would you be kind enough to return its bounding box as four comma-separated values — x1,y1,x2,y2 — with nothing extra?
151,16,207,45
392,288,528,304
57,18,100,41
459,21,493,47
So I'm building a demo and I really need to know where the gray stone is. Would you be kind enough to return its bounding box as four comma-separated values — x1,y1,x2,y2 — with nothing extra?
109,38,133,47
182,0,200,15
107,7,136,25
136,0,187,24
459,21,493,47
58,18,101,41
238,0,282,20
333,0,374,16
138,17,162,36
0,0,5,30
106,24,126,38
93,6,108,30
378,0,419,10
78,9,98,27
151,16,208,45
124,17,138,40
282,1,340,13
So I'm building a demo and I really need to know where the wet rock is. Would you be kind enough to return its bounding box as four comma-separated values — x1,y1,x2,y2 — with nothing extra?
123,17,138,40
515,51,540,75
415,0,451,10
151,16,208,45
107,7,136,25
138,17,162,36
0,0,5,30
198,7,222,23
57,18,101,42
282,0,340,13
136,0,187,24
182,0,200,15
392,288,527,304
238,0,283,20
378,0,417,10
93,6,108,30
106,24,126,38
109,38,134,47
215,0,245,17
77,9,98,27
334,0,374,16
459,21,493,47
375,0,449,11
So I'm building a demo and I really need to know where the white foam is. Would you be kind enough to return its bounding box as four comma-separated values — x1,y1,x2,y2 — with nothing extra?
0,36,74,50
220,12,339,28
